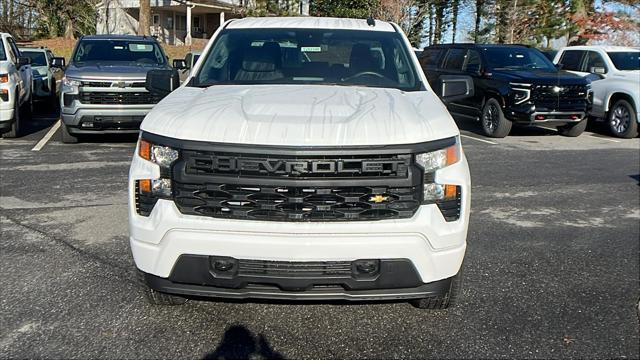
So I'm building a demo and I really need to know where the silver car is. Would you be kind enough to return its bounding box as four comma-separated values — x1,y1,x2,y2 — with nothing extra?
19,47,63,104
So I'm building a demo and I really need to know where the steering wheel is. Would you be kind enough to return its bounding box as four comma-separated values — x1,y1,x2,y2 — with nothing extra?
343,71,386,81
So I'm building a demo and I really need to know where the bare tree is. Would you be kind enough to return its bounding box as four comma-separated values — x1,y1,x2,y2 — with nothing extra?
138,0,151,36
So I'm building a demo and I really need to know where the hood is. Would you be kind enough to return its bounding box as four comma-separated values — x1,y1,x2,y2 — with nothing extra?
493,69,589,85
65,62,169,80
141,85,459,147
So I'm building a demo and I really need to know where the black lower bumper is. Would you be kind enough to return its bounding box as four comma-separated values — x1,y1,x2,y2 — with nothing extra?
506,103,591,125
141,255,451,301
68,115,143,134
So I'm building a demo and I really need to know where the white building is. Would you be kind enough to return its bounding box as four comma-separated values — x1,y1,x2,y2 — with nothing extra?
96,0,310,45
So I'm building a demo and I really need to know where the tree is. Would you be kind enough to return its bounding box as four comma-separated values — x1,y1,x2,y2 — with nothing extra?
310,0,380,18
138,0,151,36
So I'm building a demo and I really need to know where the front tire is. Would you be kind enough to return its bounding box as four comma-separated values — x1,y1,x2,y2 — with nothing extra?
137,271,187,306
557,118,587,137
481,98,512,138
608,99,638,139
409,272,462,310
61,123,78,143
2,93,22,138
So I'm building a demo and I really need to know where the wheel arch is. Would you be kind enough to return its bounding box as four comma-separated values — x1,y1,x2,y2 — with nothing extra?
607,92,636,115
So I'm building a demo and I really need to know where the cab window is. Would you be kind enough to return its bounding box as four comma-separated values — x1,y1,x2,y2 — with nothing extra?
559,50,585,71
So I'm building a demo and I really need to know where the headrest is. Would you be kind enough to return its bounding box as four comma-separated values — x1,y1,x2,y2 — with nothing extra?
241,43,281,72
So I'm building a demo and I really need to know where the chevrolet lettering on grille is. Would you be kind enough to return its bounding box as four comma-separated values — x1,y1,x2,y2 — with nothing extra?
185,153,411,177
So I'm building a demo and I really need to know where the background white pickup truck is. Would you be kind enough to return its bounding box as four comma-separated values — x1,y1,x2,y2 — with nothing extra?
0,32,33,138
554,46,640,138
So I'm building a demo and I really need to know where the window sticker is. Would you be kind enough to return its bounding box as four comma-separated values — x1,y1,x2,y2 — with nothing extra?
301,46,322,52
129,43,153,52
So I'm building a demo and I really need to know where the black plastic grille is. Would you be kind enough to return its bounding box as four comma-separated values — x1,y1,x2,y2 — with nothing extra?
238,259,352,277
531,85,588,107
79,91,161,105
182,150,411,179
436,186,462,222
173,182,421,221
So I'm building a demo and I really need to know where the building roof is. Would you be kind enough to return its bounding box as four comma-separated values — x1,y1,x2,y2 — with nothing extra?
226,17,397,32
559,45,639,52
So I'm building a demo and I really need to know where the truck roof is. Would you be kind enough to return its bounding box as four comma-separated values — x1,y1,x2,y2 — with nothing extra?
559,45,639,52
81,34,158,41
226,17,396,33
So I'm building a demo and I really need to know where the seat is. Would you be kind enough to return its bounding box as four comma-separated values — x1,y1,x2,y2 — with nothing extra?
349,44,379,74
234,42,284,81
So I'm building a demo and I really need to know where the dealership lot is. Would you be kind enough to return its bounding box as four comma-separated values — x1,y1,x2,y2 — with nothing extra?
1,110,639,358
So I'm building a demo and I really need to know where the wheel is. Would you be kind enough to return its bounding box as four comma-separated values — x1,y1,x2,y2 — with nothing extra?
481,98,512,138
409,271,462,310
61,123,78,143
557,118,587,137
137,270,187,306
2,92,22,138
608,99,638,139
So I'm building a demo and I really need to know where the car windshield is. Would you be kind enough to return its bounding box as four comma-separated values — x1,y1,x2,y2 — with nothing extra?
72,39,166,65
21,50,47,66
482,47,556,71
607,51,640,71
0,39,6,61
193,28,421,91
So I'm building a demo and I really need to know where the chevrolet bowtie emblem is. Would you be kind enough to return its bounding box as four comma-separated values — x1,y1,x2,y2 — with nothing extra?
369,195,389,203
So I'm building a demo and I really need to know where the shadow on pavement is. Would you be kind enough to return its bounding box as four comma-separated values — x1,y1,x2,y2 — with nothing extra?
453,115,557,137
203,325,284,360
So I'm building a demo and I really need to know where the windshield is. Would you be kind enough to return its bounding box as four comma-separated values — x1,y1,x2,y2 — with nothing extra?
607,52,640,71
21,51,47,66
72,39,166,65
193,28,421,91
0,39,6,61
482,47,556,71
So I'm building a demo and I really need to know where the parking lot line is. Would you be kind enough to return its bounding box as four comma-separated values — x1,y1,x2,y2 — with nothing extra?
31,120,61,152
589,134,620,143
459,134,498,145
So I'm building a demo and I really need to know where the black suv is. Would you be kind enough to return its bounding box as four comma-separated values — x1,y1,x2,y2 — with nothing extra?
419,44,593,137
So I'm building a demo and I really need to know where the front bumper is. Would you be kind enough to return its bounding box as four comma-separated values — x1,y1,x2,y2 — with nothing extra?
128,151,470,300
61,102,153,134
506,102,591,125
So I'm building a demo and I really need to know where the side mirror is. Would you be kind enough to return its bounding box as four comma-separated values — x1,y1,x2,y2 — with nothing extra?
555,63,564,70
590,66,606,75
51,57,66,68
17,57,31,68
146,69,180,97
439,75,474,103
172,59,187,70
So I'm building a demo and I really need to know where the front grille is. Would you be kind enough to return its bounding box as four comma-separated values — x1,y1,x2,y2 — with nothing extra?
531,85,588,107
238,259,352,277
81,81,146,88
182,150,411,179
173,182,421,221
79,91,161,105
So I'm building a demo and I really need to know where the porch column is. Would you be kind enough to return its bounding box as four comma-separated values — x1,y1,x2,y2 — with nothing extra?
186,5,193,45
219,11,225,25
172,11,176,45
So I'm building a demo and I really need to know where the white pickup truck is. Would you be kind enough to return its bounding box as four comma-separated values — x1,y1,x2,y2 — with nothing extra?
0,32,33,138
554,46,639,138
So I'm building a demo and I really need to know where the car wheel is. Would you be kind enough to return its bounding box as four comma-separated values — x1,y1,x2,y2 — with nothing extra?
608,99,638,139
61,123,79,144
409,271,462,310
481,98,512,138
137,270,187,306
2,92,22,138
557,118,587,137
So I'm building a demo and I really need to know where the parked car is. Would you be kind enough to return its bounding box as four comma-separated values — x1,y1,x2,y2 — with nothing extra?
59,34,172,143
130,16,472,309
173,51,201,83
0,32,33,138
19,46,64,105
554,46,639,138
419,44,593,137
540,49,557,61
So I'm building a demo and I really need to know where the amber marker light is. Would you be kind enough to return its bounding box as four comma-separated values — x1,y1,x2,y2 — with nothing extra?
138,179,152,194
138,139,152,161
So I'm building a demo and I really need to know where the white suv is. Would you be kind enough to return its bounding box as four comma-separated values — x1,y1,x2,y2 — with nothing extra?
0,33,33,138
129,17,472,309
554,46,640,138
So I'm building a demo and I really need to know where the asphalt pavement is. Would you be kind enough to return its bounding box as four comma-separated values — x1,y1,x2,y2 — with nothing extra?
1,104,639,358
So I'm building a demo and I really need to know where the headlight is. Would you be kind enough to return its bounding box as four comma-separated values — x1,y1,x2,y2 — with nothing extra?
416,138,461,204
61,77,80,93
509,82,531,105
135,139,179,216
